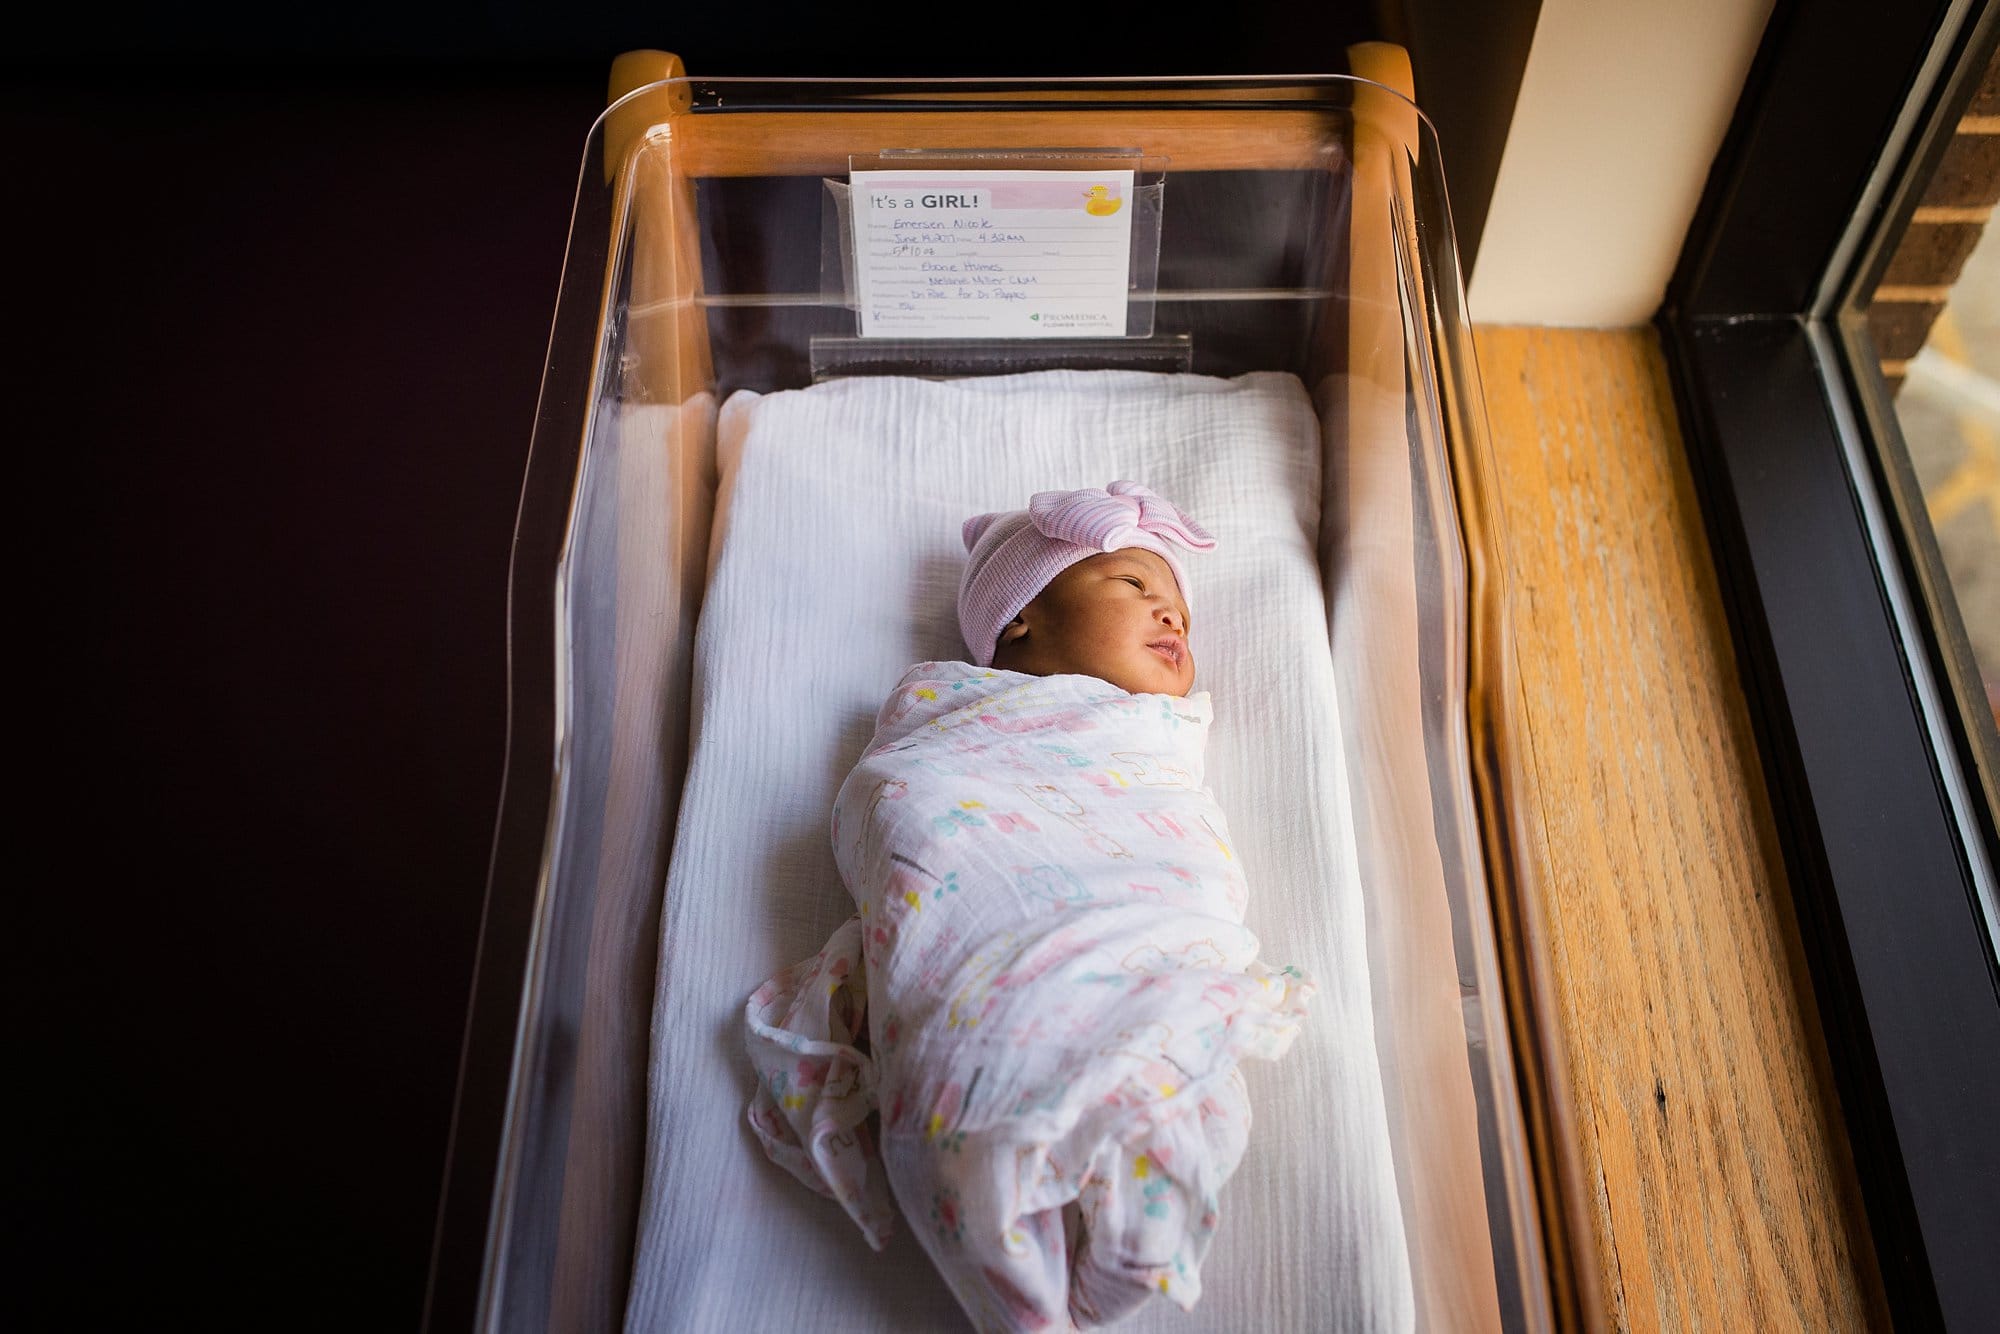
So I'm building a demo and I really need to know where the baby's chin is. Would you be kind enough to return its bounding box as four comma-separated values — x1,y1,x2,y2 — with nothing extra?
992,644,1194,696
1094,654,1196,698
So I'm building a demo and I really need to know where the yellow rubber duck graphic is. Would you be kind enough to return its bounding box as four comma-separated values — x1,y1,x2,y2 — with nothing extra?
1083,184,1123,217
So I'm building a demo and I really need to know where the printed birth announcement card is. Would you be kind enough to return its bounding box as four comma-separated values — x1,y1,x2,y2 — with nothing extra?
853,168,1136,338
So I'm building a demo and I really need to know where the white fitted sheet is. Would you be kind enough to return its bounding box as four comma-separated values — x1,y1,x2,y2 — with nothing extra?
623,370,1416,1332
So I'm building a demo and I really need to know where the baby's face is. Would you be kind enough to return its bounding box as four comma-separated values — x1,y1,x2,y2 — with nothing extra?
992,549,1196,697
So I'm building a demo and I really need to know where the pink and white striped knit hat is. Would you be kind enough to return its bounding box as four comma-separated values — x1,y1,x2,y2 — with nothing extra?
957,480,1217,667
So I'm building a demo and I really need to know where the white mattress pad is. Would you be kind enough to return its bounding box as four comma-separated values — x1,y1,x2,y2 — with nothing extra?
623,369,1416,1332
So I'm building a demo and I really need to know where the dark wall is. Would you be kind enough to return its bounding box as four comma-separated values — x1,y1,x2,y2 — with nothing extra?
8,8,1535,1325
12,2,1539,270
17,5,1379,74
9,71,606,1330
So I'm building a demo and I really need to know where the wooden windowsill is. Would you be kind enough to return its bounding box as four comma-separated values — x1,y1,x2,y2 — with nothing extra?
1473,326,1889,1331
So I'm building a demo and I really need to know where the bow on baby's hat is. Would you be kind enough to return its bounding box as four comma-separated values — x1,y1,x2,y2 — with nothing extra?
1026,480,1217,554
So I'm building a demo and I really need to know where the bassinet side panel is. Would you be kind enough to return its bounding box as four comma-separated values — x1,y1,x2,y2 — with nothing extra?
544,397,715,1332
543,67,722,1334
1319,42,1507,1334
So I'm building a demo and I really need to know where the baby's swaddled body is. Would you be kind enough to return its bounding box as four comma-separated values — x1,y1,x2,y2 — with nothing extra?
747,660,1312,1331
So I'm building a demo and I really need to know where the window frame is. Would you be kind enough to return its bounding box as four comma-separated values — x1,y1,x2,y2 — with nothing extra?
1657,0,2000,1325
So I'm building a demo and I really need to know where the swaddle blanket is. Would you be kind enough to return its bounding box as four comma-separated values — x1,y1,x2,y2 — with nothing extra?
746,660,1313,1331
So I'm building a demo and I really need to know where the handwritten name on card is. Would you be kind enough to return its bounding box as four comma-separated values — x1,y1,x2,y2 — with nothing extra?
853,169,1136,338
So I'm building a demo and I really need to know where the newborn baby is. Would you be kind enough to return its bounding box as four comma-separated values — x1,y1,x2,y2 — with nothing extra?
745,481,1313,1331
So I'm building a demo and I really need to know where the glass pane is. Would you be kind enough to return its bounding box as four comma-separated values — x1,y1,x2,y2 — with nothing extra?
1852,32,2000,812
1890,220,2000,728
1846,26,2000,953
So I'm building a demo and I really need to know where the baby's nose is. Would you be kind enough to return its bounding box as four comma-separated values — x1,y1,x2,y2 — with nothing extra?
1156,604,1186,633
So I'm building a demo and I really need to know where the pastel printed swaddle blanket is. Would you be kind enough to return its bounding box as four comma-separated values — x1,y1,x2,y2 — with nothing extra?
746,661,1312,1331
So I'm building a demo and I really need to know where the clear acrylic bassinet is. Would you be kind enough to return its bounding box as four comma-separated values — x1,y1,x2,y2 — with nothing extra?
427,46,1590,1334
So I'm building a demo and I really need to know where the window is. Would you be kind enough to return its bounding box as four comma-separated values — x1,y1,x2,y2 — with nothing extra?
1660,1,2000,1325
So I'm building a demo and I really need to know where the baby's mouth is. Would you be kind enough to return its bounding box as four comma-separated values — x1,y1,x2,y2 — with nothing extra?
1146,637,1186,670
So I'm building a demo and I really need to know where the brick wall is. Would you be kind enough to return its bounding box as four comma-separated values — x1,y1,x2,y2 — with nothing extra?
1869,43,2000,391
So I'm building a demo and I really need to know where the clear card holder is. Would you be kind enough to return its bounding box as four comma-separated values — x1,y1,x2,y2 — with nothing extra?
810,333,1193,381
818,148,1167,379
